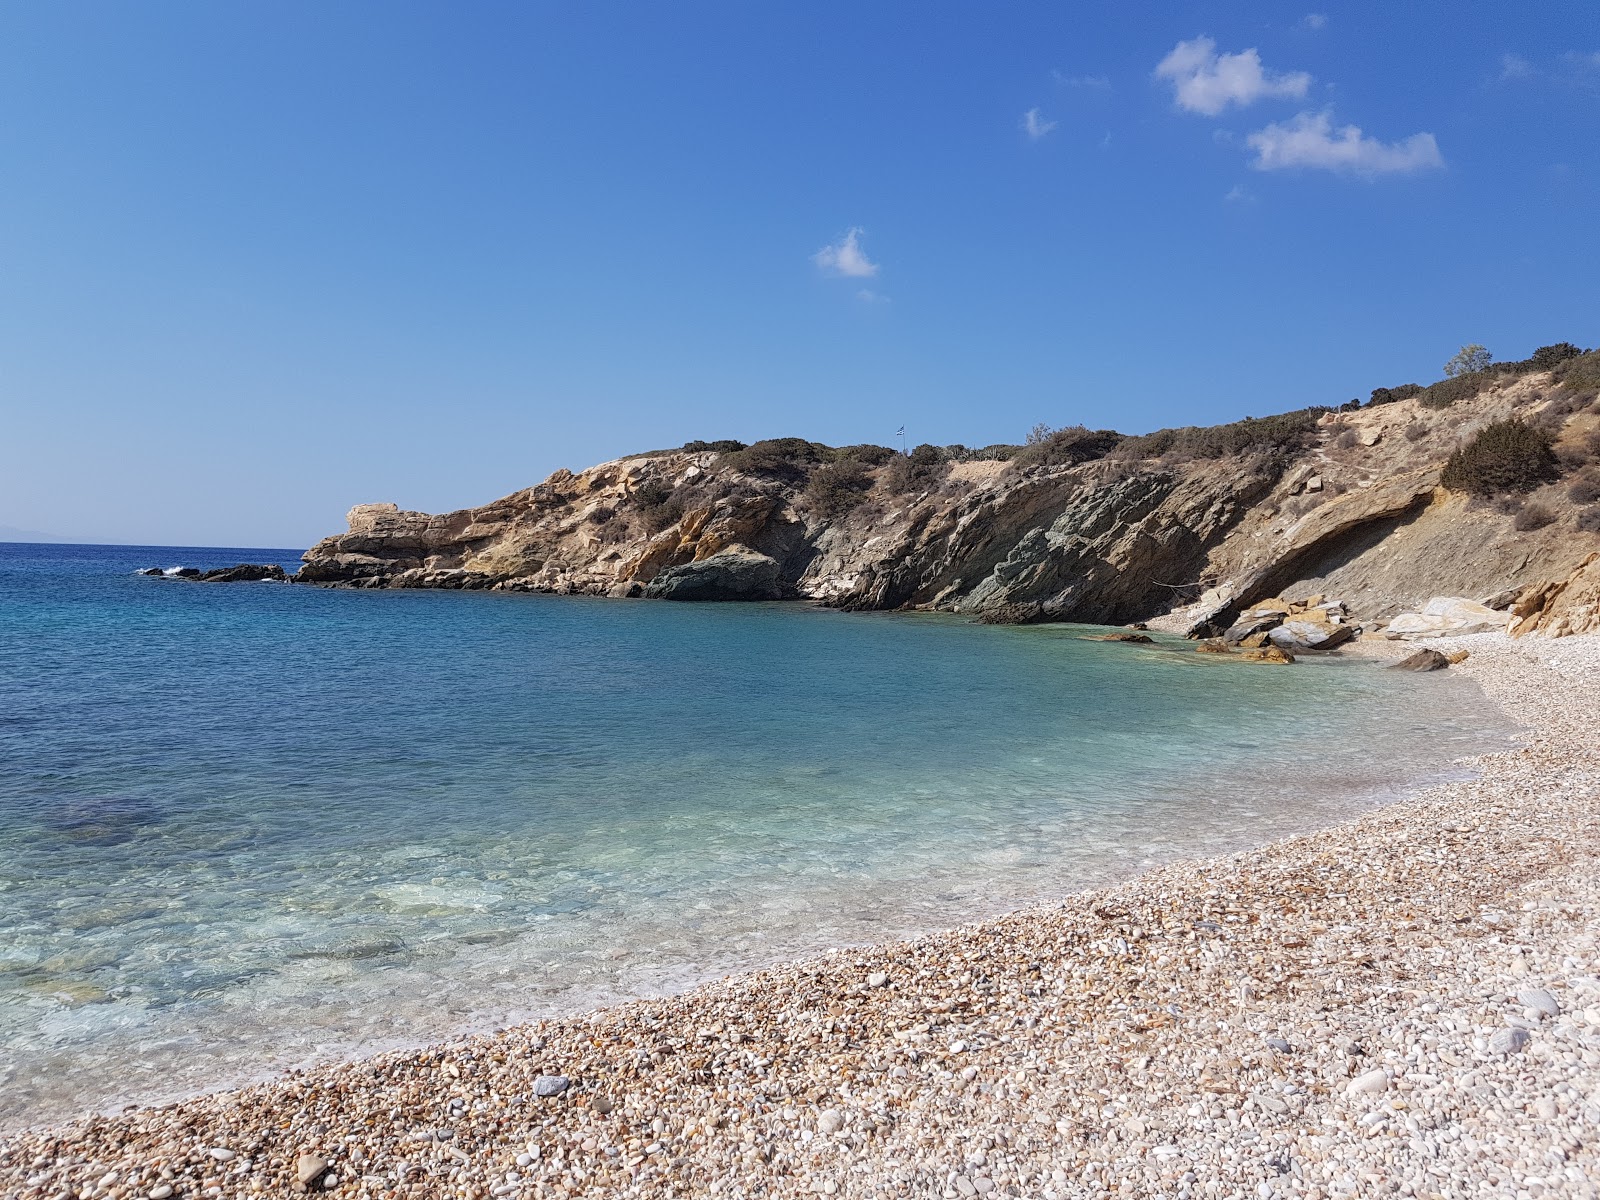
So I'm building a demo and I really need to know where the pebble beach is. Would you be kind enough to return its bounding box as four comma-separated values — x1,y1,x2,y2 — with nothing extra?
2,631,1597,1200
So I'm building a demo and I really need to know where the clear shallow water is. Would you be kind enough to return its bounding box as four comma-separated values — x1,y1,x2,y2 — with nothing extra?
0,541,1517,1128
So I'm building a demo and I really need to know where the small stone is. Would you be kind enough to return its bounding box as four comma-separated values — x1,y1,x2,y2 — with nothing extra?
955,1178,978,1198
817,1108,844,1134
207,1147,237,1161
149,1188,174,1200
516,1153,534,1167
1518,988,1559,1018
1490,1027,1531,1055
534,1074,570,1098
592,1094,615,1115
949,1040,968,1053
321,1174,339,1189
867,972,889,988
297,1153,329,1185
1265,1037,1292,1054
1346,1069,1388,1095
973,1179,995,1195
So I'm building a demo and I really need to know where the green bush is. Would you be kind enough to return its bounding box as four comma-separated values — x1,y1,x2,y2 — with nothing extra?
973,443,1023,461
1011,425,1124,469
1553,350,1600,398
830,443,898,466
1531,342,1587,370
1440,418,1560,497
1368,383,1422,406
683,439,747,453
1118,407,1327,461
802,459,873,519
1513,502,1556,532
718,437,829,480
882,444,948,493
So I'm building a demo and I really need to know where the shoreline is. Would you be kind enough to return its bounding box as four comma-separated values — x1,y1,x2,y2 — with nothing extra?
3,633,1598,1199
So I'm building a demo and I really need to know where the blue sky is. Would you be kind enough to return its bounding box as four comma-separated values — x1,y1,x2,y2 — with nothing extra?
2,3,1597,547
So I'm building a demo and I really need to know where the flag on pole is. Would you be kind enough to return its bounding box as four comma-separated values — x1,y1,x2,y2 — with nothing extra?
895,426,905,436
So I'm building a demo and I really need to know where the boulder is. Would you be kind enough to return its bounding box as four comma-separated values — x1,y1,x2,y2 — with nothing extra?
1194,638,1231,655
1388,649,1451,672
1224,613,1283,645
1267,620,1355,653
1385,596,1509,639
139,567,165,577
196,563,287,583
1509,552,1600,638
1241,645,1295,664
1084,632,1154,644
642,545,784,601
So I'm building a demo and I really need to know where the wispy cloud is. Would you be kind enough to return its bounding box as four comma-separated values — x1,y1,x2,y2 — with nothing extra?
1500,52,1535,80
1020,107,1058,140
1052,70,1110,90
1246,111,1444,175
1155,36,1311,115
1224,183,1255,203
856,288,889,305
812,228,879,279
1301,13,1328,31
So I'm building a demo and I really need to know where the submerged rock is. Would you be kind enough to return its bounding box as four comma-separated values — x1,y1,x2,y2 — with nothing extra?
1240,645,1295,664
1084,632,1154,644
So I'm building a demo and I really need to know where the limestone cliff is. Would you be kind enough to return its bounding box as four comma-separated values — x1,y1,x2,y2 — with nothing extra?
298,360,1600,635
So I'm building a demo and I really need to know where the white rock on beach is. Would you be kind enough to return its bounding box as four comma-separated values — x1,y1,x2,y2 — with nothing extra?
1385,595,1509,638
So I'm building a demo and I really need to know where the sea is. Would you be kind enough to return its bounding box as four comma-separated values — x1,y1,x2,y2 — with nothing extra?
0,541,1519,1129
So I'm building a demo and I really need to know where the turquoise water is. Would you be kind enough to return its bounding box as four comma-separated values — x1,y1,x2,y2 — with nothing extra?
0,542,1516,1128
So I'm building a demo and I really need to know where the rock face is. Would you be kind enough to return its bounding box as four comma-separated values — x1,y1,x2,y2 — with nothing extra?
642,546,783,601
293,370,1600,631
1509,552,1600,638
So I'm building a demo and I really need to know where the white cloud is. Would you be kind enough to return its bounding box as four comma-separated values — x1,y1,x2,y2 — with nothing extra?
1021,107,1057,140
1224,183,1254,202
1053,70,1110,89
856,288,889,304
1155,36,1311,115
1500,52,1534,80
1246,111,1444,175
812,228,879,278
1302,13,1328,31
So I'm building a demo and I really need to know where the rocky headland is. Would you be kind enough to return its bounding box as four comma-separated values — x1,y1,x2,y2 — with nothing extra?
270,346,1600,643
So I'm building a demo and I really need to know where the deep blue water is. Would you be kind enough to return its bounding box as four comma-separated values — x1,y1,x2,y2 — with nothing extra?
0,541,1516,1127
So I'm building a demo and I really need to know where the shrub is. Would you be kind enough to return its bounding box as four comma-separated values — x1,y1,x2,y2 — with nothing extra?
1513,502,1556,532
631,481,684,533
1531,342,1586,371
1419,371,1494,409
1369,383,1423,406
1553,350,1600,398
831,443,898,466
1118,407,1327,461
1579,508,1600,534
1011,425,1124,469
883,443,949,493
683,439,747,453
973,443,1023,461
719,437,829,480
1404,422,1429,443
803,459,873,519
1569,472,1600,505
1337,398,1362,413
1440,418,1560,497
1334,428,1359,450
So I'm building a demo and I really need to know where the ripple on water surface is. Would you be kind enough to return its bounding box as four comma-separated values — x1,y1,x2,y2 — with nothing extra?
0,542,1518,1128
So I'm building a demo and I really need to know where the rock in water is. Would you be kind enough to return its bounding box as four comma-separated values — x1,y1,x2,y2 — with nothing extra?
1388,649,1451,672
196,563,287,583
1083,632,1154,644
1194,638,1231,654
1241,645,1295,664
642,545,783,601
1267,620,1355,653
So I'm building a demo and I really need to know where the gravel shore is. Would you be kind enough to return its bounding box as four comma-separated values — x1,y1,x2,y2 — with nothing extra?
3,632,1597,1200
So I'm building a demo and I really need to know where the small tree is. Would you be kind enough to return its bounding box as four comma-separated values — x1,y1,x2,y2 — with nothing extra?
1442,344,1492,378
1025,422,1056,446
